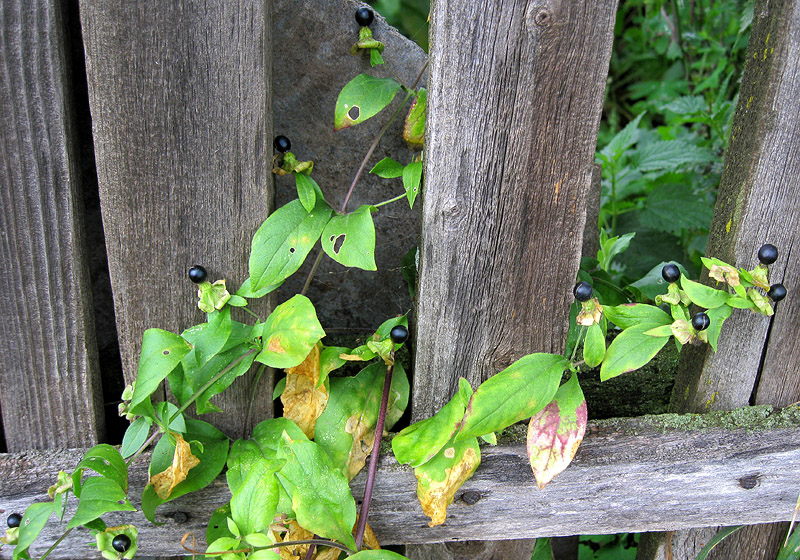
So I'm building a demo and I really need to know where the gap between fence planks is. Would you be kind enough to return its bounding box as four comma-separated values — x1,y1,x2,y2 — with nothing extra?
1,405,798,558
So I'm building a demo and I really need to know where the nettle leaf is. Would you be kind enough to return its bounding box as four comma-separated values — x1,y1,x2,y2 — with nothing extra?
231,458,279,535
402,161,423,209
280,343,329,438
256,294,325,369
370,157,404,178
583,322,605,368
121,416,153,459
680,274,730,309
603,303,672,330
315,362,409,480
600,323,670,381
295,173,317,213
12,502,55,560
638,184,715,235
458,354,567,440
77,444,128,493
414,435,480,527
392,378,472,468
321,205,377,270
633,140,715,172
249,198,333,293
706,304,734,352
403,88,426,151
527,374,587,488
334,74,402,131
66,477,135,529
276,438,357,550
130,329,192,416
142,418,229,522
600,112,644,161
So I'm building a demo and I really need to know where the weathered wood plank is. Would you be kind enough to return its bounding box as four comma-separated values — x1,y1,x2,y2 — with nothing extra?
413,1,617,557
79,1,272,438
1,406,797,558
0,0,104,450
641,2,800,558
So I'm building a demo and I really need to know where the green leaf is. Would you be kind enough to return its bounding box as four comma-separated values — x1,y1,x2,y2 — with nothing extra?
633,140,715,172
706,304,733,352
402,161,423,209
627,261,689,301
256,295,325,369
600,323,670,381
154,401,187,433
207,504,235,545
315,362,409,480
231,459,279,535
249,199,333,292
77,444,129,493
143,418,229,522
193,308,233,369
458,353,567,440
777,526,800,560
276,438,357,550
370,157,404,178
527,374,587,488
13,502,55,560
532,538,553,560
695,526,744,560
295,174,317,213
334,74,402,130
121,417,153,459
226,295,248,307
319,345,349,386
130,329,192,415
369,48,384,67
66,477,135,529
583,322,605,368
414,435,480,527
236,277,276,299
321,205,377,270
638,184,715,235
403,88,426,151
348,552,411,560
392,379,472,467
603,303,672,330
600,112,644,161
598,231,635,271
680,274,730,309
644,324,673,337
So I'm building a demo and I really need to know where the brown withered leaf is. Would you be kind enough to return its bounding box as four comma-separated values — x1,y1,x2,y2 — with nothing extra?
344,413,376,480
278,520,313,559
149,433,200,500
281,344,328,438
415,438,480,527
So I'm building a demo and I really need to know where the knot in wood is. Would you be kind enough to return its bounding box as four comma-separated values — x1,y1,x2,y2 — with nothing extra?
738,473,761,489
461,490,482,505
534,9,552,26
445,540,486,554
173,511,189,524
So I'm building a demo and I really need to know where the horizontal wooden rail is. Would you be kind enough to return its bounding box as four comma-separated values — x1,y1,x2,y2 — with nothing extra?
1,405,798,558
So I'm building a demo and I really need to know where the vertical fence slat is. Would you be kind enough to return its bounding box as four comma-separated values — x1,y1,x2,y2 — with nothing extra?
639,1,800,559
410,0,618,557
79,1,272,439
0,0,104,450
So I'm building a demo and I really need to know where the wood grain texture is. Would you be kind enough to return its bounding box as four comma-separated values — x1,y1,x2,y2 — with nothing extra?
2,406,798,557
413,0,619,420
79,1,272,439
0,0,104,451
404,539,537,560
640,2,800,558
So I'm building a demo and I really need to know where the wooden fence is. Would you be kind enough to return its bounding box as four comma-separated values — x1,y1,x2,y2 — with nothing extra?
1,1,799,559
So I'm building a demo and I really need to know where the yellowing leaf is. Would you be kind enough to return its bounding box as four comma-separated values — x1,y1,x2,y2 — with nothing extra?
281,344,328,438
527,375,587,489
415,437,480,527
149,433,200,500
278,520,313,560
344,414,376,480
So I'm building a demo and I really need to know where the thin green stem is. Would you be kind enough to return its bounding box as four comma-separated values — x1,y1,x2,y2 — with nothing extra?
669,0,691,87
260,539,356,556
240,306,261,321
569,326,587,364
39,527,73,560
372,192,407,208
610,165,618,237
301,250,325,296
126,429,161,466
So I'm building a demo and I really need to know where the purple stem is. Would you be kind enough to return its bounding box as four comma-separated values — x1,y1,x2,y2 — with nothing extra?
303,536,318,560
354,362,394,550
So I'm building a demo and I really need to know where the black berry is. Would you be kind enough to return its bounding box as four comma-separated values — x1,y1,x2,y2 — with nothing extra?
355,7,374,27
691,312,710,331
273,135,291,153
758,243,778,265
661,263,680,283
390,325,409,344
768,283,787,302
573,281,593,302
112,534,132,553
188,265,207,284
7,513,22,528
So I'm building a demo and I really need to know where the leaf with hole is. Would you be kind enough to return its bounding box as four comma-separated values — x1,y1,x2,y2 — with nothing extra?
12,503,55,560
129,329,192,417
321,205,377,270
256,294,325,369
334,74,402,130
249,199,333,293
66,477,135,529
77,444,129,492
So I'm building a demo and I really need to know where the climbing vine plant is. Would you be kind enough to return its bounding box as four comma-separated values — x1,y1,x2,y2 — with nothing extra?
0,7,789,560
